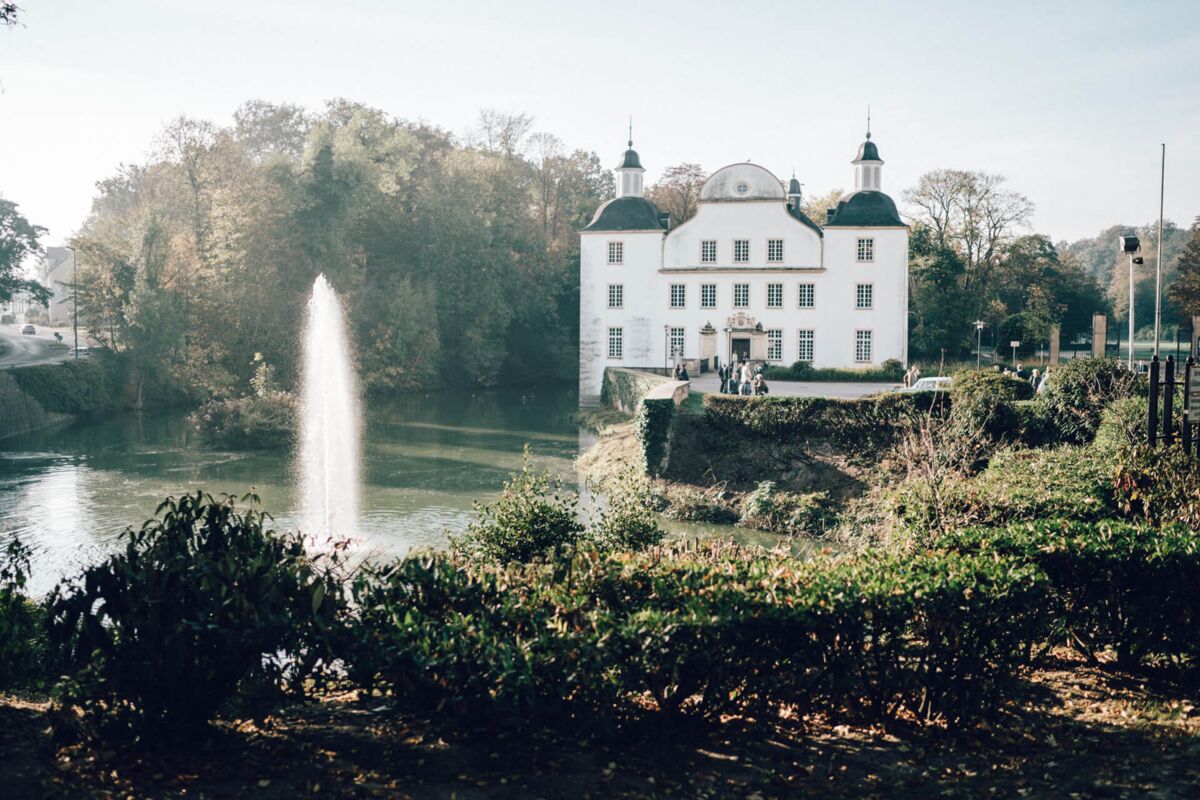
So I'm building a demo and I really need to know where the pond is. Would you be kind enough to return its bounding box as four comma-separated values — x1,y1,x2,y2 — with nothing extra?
0,387,780,594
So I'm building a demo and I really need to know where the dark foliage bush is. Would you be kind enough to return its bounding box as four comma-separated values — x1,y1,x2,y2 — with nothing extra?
188,392,297,449
591,479,666,552
946,520,1200,669
764,359,904,383
0,536,46,690
703,392,946,450
45,492,345,740
9,351,127,413
1036,358,1139,443
344,542,1051,726
451,450,585,562
948,370,1034,443
637,398,674,476
737,481,834,535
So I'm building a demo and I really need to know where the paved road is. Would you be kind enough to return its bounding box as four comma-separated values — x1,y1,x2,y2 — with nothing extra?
690,372,898,399
0,325,73,369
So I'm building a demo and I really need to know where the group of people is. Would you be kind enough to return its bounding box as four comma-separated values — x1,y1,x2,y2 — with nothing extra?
717,358,768,396
671,363,690,382
901,365,923,387
996,363,1051,394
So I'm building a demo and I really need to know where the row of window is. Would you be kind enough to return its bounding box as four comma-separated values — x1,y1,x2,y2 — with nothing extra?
605,238,876,266
606,327,874,363
605,282,875,310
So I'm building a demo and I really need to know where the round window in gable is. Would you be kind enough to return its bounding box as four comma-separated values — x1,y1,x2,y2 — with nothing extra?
735,182,749,194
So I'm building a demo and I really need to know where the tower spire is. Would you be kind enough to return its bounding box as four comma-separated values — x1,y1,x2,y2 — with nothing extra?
628,115,633,148
866,104,871,140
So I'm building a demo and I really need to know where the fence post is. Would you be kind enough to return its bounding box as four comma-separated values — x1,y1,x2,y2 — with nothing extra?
1148,355,1160,446
1184,357,1194,454
1163,356,1176,443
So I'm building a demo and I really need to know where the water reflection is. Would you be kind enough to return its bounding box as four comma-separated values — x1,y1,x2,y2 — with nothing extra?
0,388,783,595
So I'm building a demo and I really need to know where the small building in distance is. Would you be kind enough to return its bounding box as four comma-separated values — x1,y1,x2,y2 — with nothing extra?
42,246,75,326
577,127,909,405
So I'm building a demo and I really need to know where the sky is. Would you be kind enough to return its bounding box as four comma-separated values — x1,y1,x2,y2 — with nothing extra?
1,0,1197,247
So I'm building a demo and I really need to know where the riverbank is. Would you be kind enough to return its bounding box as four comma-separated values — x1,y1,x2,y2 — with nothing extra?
4,646,1197,799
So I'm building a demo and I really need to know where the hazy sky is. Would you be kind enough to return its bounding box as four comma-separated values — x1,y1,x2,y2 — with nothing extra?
1,0,1197,246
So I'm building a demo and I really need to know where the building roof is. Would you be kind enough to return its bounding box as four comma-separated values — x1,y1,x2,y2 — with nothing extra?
854,137,881,162
786,203,825,237
787,176,802,195
825,190,905,227
618,148,643,170
700,162,786,201
581,196,668,232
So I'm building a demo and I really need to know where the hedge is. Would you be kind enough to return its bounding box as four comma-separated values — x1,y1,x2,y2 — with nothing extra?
763,358,904,383
8,351,128,413
702,392,947,449
601,367,672,416
637,398,674,476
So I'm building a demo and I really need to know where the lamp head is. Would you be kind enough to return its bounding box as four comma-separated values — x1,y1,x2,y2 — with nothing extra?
1119,235,1141,253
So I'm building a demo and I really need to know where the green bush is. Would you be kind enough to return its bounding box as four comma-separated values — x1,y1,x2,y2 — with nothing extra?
647,481,739,524
637,397,674,476
9,351,127,413
946,520,1200,669
737,481,834,535
451,449,585,562
591,478,666,552
188,392,297,449
949,370,1034,443
1036,358,1139,443
45,492,344,740
1112,443,1200,529
0,536,46,690
1093,396,1145,456
764,359,904,382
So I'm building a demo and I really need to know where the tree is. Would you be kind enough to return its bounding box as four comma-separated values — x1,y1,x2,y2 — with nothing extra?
800,188,844,225
1,4,18,27
472,109,533,157
646,164,706,225
1167,218,1200,320
0,199,49,304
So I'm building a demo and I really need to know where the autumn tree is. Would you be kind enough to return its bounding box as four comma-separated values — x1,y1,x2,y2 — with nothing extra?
800,188,844,225
1167,218,1200,320
646,163,706,225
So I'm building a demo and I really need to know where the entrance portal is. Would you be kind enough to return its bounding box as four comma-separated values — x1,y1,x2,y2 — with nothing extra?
732,337,750,362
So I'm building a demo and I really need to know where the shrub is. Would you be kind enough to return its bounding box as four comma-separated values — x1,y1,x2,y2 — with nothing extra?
647,481,739,524
947,520,1200,669
451,448,584,562
737,481,834,535
9,351,126,413
1036,358,1139,443
45,492,345,740
591,477,666,552
1112,443,1200,529
637,397,674,476
949,370,1034,444
0,536,46,690
764,360,904,382
188,392,297,449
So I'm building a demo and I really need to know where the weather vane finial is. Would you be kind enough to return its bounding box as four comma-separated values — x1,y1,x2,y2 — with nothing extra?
866,105,871,140
628,116,633,148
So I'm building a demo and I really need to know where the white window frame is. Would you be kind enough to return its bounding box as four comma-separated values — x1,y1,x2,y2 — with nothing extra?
855,283,873,310
608,284,623,309
767,329,783,361
797,329,814,363
856,238,874,263
767,282,783,309
700,240,717,264
733,239,750,264
669,283,686,309
767,238,784,263
798,283,815,309
669,327,685,358
607,240,624,265
855,329,873,363
700,283,717,309
733,283,750,308
608,327,623,359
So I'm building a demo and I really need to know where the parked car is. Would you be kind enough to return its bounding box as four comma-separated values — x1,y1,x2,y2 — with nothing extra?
20,324,36,335
70,346,91,357
896,376,952,394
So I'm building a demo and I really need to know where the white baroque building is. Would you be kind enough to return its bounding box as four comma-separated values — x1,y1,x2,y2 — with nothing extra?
578,129,909,404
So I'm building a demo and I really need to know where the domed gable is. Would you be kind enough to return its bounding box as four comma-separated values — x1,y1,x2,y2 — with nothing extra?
618,148,643,170
854,139,881,162
826,190,905,227
700,163,786,202
582,196,668,232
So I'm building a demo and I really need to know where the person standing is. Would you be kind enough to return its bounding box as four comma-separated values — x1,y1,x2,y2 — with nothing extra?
740,361,753,396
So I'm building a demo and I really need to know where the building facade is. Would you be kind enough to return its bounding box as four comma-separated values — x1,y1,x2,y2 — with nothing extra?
578,130,909,404
42,246,75,325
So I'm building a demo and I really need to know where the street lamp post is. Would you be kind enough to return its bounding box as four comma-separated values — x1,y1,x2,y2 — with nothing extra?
974,320,985,368
66,246,79,359
663,324,670,371
1119,236,1143,370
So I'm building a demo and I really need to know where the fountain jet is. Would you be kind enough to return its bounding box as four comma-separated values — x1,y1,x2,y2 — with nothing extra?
299,274,360,537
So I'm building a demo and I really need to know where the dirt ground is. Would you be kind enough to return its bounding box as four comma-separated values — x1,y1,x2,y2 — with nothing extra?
2,649,1198,799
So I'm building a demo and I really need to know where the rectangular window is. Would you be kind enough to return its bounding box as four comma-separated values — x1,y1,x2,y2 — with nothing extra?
670,327,685,358
767,329,782,361
767,238,784,263
670,283,686,308
733,283,750,308
856,283,873,309
855,329,873,363
767,283,783,308
798,283,815,308
733,239,750,263
700,240,717,263
856,238,874,262
608,241,624,265
607,284,623,309
608,327,623,359
701,283,717,308
797,329,814,363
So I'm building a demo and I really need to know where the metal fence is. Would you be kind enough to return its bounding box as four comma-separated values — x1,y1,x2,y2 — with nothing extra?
1147,355,1200,455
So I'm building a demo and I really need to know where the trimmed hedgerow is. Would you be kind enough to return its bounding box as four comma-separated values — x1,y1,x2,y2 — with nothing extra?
1035,358,1140,444
763,358,904,383
8,351,128,413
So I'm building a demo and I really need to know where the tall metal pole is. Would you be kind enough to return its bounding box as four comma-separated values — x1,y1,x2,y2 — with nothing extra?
72,248,79,359
976,324,982,368
1154,143,1165,357
1128,253,1136,370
